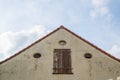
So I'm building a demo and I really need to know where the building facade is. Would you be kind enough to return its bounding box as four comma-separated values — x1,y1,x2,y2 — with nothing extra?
0,26,120,80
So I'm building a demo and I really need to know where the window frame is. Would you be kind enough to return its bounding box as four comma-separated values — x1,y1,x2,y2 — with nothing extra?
53,49,73,74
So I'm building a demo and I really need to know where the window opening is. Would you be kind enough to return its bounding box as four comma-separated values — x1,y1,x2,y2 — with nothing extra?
84,53,92,59
33,53,41,58
59,40,66,45
53,49,73,74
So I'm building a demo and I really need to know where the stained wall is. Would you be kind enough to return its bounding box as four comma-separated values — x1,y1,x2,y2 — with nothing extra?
0,28,120,80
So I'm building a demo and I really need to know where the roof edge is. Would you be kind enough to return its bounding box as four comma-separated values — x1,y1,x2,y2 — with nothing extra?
0,25,120,64
62,26,120,62
0,26,62,64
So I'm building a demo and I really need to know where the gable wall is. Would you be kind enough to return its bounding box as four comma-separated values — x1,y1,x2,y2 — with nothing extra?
0,29,120,80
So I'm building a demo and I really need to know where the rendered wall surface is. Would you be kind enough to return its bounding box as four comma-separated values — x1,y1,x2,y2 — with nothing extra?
0,28,120,80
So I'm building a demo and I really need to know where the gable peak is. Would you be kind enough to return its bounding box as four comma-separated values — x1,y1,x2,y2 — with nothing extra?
0,25,120,64
58,25,70,31
59,25,66,29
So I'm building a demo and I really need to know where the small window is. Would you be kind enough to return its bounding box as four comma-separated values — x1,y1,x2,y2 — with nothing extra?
59,40,66,45
84,53,92,59
53,49,73,74
33,53,41,58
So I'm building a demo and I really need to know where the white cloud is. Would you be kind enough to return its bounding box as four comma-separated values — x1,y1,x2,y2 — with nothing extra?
108,45,120,59
0,25,47,61
91,0,107,7
100,7,109,16
90,0,112,20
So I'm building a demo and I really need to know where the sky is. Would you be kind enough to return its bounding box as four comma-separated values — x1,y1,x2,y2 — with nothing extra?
0,0,120,61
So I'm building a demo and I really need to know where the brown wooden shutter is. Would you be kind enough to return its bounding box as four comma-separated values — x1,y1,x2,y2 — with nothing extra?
53,49,73,74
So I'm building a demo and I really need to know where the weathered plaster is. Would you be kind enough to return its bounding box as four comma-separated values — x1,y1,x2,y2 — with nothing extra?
0,27,120,80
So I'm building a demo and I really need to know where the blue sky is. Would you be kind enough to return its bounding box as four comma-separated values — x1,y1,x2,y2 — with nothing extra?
0,0,120,61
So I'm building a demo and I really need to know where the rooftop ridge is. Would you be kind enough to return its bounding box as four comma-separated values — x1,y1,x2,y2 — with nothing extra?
0,25,120,64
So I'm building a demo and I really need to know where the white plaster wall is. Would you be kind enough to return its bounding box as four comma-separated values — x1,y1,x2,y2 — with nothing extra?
0,28,120,80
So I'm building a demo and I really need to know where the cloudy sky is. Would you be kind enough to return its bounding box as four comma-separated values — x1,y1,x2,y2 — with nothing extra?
0,0,120,61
